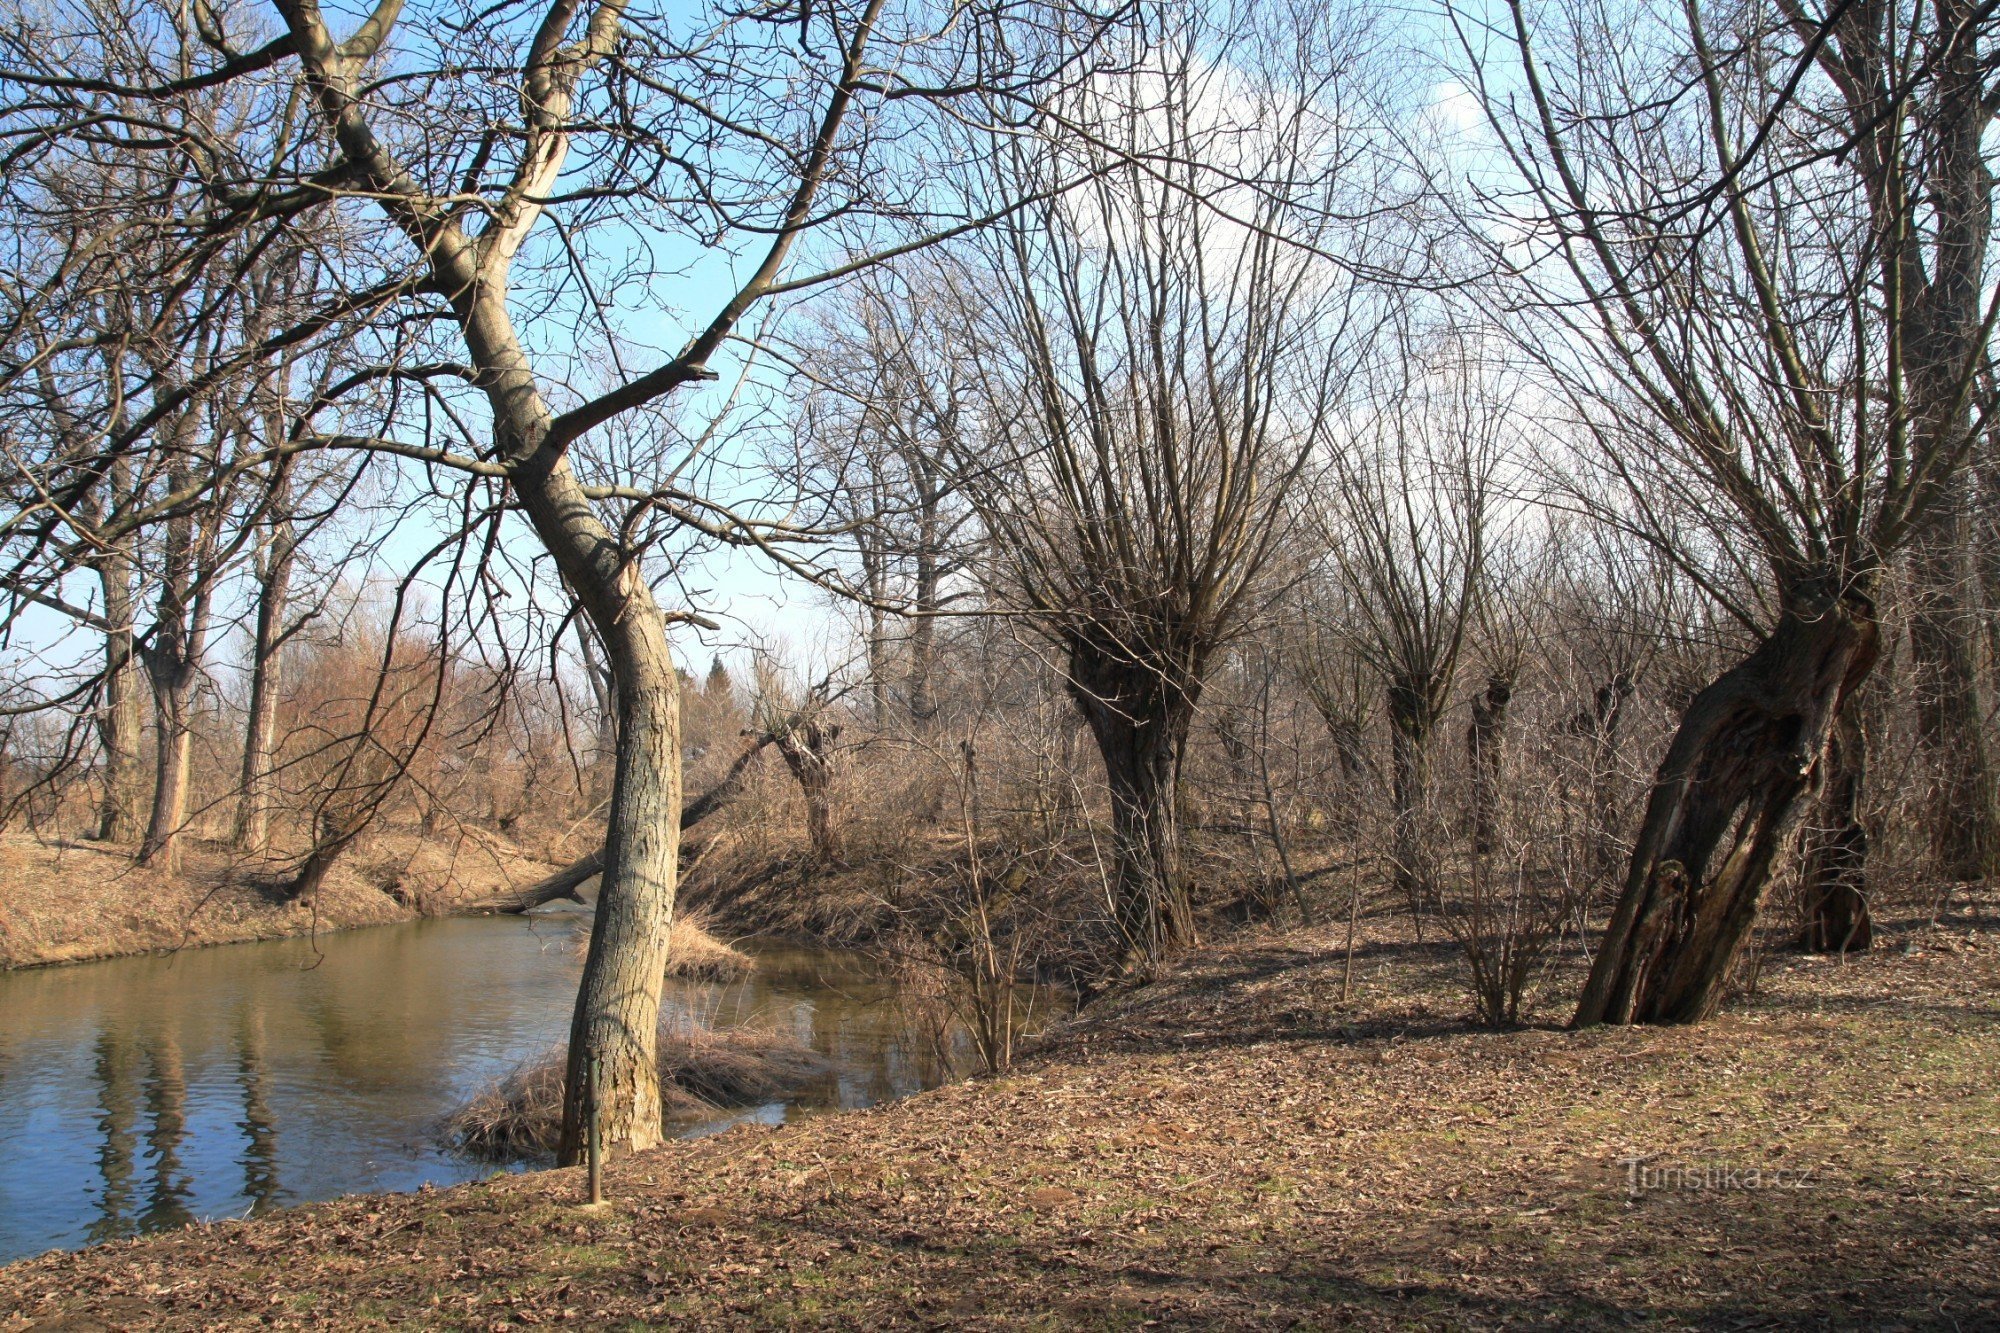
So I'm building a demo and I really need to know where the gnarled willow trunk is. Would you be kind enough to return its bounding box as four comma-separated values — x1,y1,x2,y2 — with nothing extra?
1066,642,1199,975
775,718,842,862
1574,585,1879,1027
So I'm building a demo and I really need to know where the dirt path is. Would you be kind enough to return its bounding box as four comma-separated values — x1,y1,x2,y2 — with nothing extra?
3,894,1993,1329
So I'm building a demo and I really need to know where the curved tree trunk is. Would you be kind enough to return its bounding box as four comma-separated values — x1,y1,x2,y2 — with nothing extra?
1574,586,1879,1027
1066,645,1199,974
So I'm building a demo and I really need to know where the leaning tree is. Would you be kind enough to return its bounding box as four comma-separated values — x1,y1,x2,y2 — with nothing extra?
1457,0,2000,1022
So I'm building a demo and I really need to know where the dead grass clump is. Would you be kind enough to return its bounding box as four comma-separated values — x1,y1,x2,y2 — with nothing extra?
442,1022,827,1161
666,915,754,981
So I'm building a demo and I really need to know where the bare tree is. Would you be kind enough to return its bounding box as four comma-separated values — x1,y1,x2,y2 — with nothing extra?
1317,332,1502,936
936,8,1386,973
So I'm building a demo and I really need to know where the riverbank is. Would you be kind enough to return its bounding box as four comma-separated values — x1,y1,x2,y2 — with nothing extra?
4,890,1993,1329
0,831,747,976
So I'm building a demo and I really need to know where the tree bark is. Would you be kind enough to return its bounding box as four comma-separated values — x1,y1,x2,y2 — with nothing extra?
1467,672,1513,855
233,502,296,853
906,512,941,728
1387,677,1442,936
1066,643,1199,974
774,718,842,862
92,513,145,845
1799,702,1872,952
1574,584,1879,1026
1906,480,2000,881
136,452,214,875
1897,0,1999,885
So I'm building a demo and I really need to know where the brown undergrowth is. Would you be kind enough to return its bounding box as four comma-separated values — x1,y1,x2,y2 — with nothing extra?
3,882,1993,1330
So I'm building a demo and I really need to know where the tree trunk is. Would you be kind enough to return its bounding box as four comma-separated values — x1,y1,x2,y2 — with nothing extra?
554,608,680,1164
1907,481,2000,882
136,460,211,874
1899,3,1998,885
1467,672,1513,855
93,529,144,844
1387,679,1440,938
1799,702,1872,952
1066,644,1199,974
1574,585,1879,1027
233,510,296,853
906,539,940,728
775,719,842,861
138,663,196,873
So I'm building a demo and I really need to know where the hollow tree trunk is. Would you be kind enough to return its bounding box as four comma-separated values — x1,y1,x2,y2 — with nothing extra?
233,508,296,853
1066,644,1199,974
775,718,842,862
1467,672,1514,855
1574,585,1879,1027
1799,703,1872,952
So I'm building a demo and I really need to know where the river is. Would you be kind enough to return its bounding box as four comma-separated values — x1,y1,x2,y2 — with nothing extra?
0,915,992,1265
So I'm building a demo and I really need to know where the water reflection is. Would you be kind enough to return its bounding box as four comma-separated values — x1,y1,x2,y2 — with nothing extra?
0,918,1057,1264
86,1030,138,1245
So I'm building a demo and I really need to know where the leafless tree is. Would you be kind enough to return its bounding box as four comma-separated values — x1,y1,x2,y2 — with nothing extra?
932,6,1390,973
1456,0,2000,1022
1316,328,1503,936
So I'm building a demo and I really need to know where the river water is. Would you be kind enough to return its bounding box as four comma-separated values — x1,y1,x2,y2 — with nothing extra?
0,916,981,1265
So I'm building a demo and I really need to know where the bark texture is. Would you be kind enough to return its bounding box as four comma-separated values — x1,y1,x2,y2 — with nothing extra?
1799,704,1872,952
1575,586,1879,1026
1066,641,1199,973
1467,672,1514,855
233,502,296,852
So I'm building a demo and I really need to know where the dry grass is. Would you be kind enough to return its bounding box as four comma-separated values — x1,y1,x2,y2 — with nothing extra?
0,827,580,970
0,828,755,975
442,1021,830,1161
661,914,755,982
